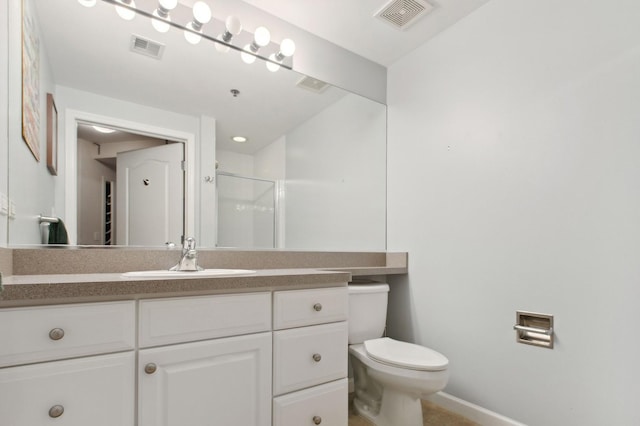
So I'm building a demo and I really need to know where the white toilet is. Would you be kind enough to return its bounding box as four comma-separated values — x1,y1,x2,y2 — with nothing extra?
348,283,449,426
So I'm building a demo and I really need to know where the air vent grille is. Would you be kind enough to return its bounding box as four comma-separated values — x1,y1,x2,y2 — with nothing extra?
374,0,434,30
296,76,329,94
130,35,165,59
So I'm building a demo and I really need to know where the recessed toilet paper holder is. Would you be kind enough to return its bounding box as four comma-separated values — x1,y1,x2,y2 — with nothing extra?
514,311,554,349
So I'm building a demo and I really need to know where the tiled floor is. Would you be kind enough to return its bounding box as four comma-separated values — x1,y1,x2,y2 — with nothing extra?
348,399,480,426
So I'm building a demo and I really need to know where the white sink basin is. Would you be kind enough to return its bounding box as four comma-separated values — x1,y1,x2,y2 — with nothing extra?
122,269,256,278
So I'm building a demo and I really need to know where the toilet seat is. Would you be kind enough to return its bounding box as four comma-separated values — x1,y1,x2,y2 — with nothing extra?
364,338,448,371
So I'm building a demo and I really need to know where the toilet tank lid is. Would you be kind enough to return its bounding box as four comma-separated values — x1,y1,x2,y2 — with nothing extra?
364,337,449,371
348,283,390,294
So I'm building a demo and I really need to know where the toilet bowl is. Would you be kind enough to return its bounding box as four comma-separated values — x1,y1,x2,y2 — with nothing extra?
348,284,449,426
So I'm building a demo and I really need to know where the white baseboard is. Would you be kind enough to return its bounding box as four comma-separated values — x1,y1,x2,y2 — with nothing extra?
426,392,527,426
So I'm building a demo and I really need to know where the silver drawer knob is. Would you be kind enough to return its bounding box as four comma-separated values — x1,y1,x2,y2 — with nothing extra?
144,363,157,374
313,303,322,312
49,405,64,418
312,353,322,362
49,328,65,341
313,415,322,425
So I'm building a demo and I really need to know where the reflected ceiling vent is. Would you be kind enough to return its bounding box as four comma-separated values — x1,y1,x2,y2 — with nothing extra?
130,34,165,59
296,76,329,94
374,0,434,30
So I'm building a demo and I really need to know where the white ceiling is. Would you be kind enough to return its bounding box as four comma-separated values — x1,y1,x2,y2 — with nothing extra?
239,0,491,66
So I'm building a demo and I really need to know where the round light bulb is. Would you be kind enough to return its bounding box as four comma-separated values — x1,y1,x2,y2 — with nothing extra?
232,136,248,143
266,54,280,72
158,0,177,10
280,38,296,57
115,0,136,20
192,1,212,24
151,9,171,33
78,0,96,7
254,26,271,47
184,22,202,44
225,16,242,35
241,44,256,64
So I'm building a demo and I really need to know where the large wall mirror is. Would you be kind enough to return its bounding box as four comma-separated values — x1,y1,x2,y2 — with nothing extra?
7,0,386,250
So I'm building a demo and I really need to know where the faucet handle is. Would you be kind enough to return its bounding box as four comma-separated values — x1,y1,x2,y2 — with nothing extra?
183,237,196,251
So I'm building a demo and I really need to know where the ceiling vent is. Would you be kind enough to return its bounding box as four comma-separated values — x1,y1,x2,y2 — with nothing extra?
296,76,330,94
130,35,165,59
374,0,434,30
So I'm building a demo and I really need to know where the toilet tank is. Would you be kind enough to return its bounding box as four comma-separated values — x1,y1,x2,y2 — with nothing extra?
348,283,390,344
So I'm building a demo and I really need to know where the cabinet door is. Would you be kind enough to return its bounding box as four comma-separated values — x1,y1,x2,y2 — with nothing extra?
0,352,135,426
139,332,272,426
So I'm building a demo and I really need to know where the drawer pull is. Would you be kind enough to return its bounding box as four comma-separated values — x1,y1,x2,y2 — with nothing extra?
313,303,323,312
312,353,322,362
49,405,64,418
313,415,322,425
49,328,65,341
144,363,158,374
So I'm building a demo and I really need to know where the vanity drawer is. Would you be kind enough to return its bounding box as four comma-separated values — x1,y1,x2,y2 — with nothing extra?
273,287,348,330
139,292,271,347
273,378,348,426
273,321,348,395
0,301,135,367
0,352,135,426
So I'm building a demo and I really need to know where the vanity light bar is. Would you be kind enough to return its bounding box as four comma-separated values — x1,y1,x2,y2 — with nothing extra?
92,0,295,71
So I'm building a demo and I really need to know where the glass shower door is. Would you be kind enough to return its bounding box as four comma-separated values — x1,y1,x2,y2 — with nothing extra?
216,172,276,248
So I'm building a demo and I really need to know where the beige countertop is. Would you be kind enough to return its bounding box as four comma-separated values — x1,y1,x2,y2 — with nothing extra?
0,268,359,307
0,249,407,307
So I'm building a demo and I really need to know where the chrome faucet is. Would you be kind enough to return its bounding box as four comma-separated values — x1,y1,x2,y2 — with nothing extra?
170,237,203,272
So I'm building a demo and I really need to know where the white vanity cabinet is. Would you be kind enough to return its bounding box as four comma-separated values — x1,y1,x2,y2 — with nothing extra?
272,287,349,426
0,284,350,426
137,292,272,426
0,301,136,426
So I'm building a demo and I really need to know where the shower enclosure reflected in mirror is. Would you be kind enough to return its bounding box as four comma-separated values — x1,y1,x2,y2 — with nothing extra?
6,0,387,250
216,173,277,249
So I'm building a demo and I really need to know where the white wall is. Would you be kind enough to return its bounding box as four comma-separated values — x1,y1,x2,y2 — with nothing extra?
254,136,286,182
0,0,8,247
254,136,286,247
216,150,255,176
386,1,640,425
286,94,386,251
7,0,56,245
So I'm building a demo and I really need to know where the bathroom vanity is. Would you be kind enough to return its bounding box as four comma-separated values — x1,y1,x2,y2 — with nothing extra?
0,249,406,425
0,270,352,426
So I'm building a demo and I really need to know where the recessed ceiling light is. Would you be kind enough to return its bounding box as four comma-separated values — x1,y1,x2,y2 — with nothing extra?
92,126,116,134
232,136,248,143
